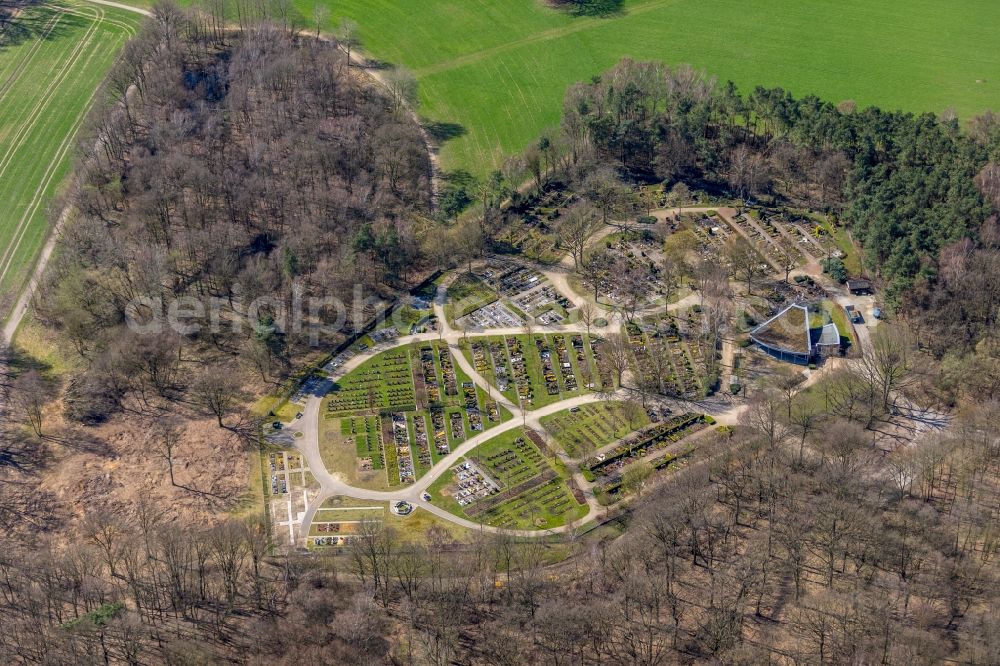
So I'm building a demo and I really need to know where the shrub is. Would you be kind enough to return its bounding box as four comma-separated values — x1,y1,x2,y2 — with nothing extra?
637,215,657,225
821,256,848,283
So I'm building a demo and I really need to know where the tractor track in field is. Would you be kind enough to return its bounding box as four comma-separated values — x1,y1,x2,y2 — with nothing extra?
0,7,64,104
413,0,680,78
2,0,142,344
0,4,104,299
0,5,101,180
0,36,109,295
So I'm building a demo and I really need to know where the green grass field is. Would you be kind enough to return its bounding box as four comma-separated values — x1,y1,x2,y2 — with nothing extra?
540,401,650,458
0,1,138,320
324,0,1000,177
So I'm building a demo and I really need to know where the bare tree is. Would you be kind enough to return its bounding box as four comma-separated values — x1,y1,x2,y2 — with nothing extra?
859,326,914,414
603,332,632,388
578,301,596,337
621,398,645,431
311,2,329,37
725,238,769,294
582,168,634,227
559,202,601,270
385,67,419,114
10,370,49,437
155,418,183,486
337,18,361,66
192,369,241,428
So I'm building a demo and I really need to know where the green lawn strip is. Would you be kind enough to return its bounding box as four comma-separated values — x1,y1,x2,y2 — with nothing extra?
329,0,1000,178
381,304,431,335
321,495,388,510
823,299,855,348
309,498,477,547
383,419,400,487
830,226,863,276
425,457,468,518
311,507,384,525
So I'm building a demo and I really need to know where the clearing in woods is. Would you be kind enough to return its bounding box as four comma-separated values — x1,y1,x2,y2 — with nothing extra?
0,1,139,322
327,0,1000,177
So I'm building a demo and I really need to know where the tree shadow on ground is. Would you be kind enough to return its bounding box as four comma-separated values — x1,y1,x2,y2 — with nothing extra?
362,58,394,71
424,121,467,144
551,0,624,18
0,1,94,51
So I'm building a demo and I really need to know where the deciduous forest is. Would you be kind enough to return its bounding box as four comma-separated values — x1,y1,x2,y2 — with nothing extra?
1,3,999,665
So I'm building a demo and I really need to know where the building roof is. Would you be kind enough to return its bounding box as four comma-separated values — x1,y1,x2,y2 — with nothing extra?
846,277,872,290
815,323,840,347
750,304,811,355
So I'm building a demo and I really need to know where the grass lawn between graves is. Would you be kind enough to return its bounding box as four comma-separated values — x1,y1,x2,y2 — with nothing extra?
460,333,602,410
445,272,498,324
318,345,509,489
539,401,651,458
426,427,587,531
309,497,477,546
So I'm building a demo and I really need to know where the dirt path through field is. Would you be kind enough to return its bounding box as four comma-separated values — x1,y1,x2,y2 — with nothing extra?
414,0,680,78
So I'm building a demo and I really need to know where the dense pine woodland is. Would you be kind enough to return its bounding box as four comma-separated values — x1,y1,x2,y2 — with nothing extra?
551,60,994,302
